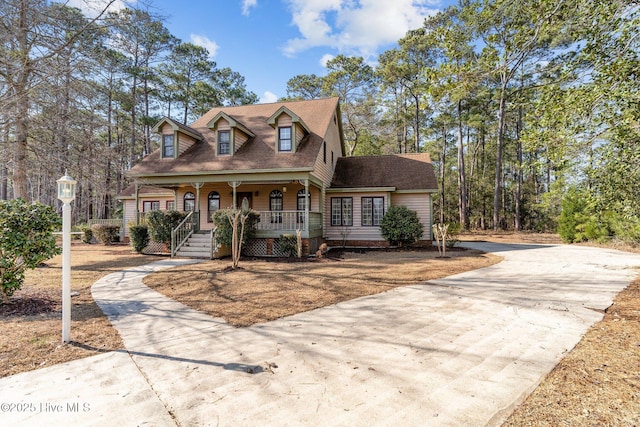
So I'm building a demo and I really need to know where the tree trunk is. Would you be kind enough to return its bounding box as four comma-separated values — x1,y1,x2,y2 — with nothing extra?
515,105,523,231
440,125,447,224
457,100,469,229
493,81,507,230
13,0,30,200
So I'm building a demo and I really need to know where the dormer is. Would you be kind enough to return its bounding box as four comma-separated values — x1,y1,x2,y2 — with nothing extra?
207,112,255,157
152,117,203,159
268,106,311,154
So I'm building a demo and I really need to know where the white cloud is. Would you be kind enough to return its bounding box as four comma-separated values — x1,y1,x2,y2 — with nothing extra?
242,0,258,16
260,91,279,104
190,34,219,59
283,0,439,58
319,53,334,67
65,0,134,18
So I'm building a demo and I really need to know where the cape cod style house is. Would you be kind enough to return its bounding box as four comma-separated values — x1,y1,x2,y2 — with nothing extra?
119,97,438,257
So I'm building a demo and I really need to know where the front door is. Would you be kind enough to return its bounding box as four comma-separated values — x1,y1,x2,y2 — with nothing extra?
237,192,253,209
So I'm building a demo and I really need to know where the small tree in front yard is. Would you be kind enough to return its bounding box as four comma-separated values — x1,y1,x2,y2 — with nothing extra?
380,206,424,247
0,199,61,303
212,208,260,269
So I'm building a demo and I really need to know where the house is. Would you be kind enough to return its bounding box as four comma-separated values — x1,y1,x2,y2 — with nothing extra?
120,97,438,257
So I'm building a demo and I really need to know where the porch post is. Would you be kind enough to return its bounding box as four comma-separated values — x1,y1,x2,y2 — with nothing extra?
193,182,203,232
303,179,310,232
228,181,240,208
134,183,140,225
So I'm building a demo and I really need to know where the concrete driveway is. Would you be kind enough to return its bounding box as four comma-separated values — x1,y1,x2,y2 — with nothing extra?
1,242,639,426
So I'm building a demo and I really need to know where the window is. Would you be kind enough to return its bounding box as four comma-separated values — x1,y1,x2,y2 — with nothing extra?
331,197,352,226
142,201,160,212
323,141,326,163
183,192,195,211
207,191,220,222
218,130,230,155
278,127,292,152
162,134,174,158
166,201,175,210
362,197,384,226
297,189,310,223
270,190,283,223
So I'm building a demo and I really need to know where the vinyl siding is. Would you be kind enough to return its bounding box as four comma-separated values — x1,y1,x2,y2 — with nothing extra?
323,191,433,242
323,192,389,242
391,193,433,240
312,112,342,187
177,133,196,156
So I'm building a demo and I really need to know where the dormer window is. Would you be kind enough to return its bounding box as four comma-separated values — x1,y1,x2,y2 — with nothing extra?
278,127,292,152
152,117,203,159
162,135,174,158
218,130,230,155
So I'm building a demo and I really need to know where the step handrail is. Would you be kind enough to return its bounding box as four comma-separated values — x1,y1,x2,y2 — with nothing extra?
171,211,195,258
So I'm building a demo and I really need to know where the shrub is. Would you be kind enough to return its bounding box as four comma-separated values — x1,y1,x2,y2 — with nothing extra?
80,226,93,243
129,225,150,253
0,199,61,303
91,224,120,245
445,222,461,248
146,210,187,245
278,234,298,257
380,206,424,246
212,208,260,248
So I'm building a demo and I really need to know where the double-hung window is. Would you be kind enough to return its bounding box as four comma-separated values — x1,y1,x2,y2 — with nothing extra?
278,127,292,152
331,197,352,226
142,201,160,212
218,130,230,155
362,197,384,226
162,135,174,158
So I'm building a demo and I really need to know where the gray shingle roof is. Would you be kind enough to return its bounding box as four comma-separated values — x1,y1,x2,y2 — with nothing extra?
330,154,438,191
128,97,341,177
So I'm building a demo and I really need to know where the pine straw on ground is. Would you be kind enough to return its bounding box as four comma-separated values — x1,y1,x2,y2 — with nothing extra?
143,247,499,327
0,243,157,377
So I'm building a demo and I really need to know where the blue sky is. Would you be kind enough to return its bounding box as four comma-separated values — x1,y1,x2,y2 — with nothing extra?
75,0,456,103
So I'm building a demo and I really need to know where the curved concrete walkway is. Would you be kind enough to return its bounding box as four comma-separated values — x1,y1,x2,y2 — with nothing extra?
1,243,639,426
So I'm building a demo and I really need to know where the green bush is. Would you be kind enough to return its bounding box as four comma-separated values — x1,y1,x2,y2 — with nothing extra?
380,206,424,246
278,234,298,257
146,210,187,245
129,225,150,253
0,199,61,303
445,222,461,248
91,224,120,245
80,226,93,243
212,209,260,248
558,188,612,243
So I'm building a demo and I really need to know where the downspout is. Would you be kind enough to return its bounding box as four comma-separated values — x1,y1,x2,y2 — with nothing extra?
304,179,309,234
134,183,140,225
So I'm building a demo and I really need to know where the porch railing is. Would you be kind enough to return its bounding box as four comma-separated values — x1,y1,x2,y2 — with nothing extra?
171,211,198,257
254,211,322,232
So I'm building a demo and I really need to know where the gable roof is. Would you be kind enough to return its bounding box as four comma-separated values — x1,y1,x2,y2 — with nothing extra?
129,97,341,177
151,117,204,141
330,153,438,191
207,111,256,137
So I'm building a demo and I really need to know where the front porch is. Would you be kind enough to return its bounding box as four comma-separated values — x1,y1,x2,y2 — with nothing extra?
137,210,323,239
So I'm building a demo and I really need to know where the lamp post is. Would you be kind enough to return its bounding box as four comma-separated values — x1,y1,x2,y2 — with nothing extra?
57,172,76,343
